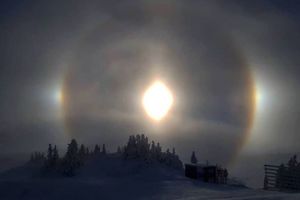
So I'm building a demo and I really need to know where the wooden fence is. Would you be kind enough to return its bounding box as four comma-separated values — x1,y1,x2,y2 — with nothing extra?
264,164,300,192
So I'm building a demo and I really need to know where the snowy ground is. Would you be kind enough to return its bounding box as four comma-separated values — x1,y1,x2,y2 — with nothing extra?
1,177,300,200
0,156,299,200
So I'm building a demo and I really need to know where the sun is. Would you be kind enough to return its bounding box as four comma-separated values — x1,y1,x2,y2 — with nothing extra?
142,80,174,121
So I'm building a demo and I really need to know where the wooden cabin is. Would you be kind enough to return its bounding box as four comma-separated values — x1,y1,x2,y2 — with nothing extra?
185,163,228,184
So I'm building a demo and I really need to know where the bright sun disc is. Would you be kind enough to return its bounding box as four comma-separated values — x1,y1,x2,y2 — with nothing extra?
143,80,174,121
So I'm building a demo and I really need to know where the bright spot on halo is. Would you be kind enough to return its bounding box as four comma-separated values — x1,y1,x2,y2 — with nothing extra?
255,86,265,112
255,91,261,105
142,80,174,121
55,88,64,105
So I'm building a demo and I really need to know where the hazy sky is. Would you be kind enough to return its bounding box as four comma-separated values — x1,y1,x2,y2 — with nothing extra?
0,0,300,165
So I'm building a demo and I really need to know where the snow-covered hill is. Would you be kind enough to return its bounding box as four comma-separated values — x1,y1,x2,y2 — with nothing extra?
0,155,300,200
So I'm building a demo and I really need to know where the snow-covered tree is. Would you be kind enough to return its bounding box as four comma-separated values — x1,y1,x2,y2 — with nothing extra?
136,134,149,159
47,144,53,162
123,134,182,169
288,155,298,169
30,153,34,162
62,139,80,176
124,135,137,159
117,146,122,154
191,151,197,164
79,144,85,156
53,145,59,165
124,134,152,160
156,143,162,161
94,144,101,155
86,147,90,156
29,151,45,163
149,141,156,160
45,144,58,169
78,144,86,165
102,144,106,155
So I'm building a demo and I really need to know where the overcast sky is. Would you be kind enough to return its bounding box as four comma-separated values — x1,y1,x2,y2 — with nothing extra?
0,0,300,165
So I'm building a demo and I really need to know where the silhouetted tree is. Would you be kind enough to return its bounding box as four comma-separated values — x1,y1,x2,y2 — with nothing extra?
30,134,184,176
53,145,59,166
62,139,80,176
156,142,162,161
288,155,298,169
136,134,149,159
86,147,90,156
191,151,197,164
117,146,121,154
150,141,155,155
45,144,56,169
94,144,100,155
166,148,170,154
30,153,34,162
102,144,106,155
47,144,53,162
124,135,137,159
78,144,86,165
29,151,45,163
123,134,182,169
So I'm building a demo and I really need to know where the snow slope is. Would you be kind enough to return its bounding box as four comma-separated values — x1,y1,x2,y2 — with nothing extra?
0,155,299,200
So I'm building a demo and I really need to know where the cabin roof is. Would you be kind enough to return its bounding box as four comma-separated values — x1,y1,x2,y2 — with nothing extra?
185,163,216,168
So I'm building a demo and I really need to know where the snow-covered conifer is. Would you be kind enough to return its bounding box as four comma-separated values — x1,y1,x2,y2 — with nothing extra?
191,151,198,164
102,144,106,155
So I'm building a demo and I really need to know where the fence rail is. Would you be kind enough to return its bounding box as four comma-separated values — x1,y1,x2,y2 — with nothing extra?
264,164,300,192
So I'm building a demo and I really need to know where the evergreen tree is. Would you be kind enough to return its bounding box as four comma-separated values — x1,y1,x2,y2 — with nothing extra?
94,144,100,155
166,148,170,154
117,146,121,154
45,144,55,169
172,148,176,155
78,144,86,165
141,134,149,159
288,155,298,169
53,145,59,166
86,147,90,156
47,144,53,162
191,151,198,164
156,142,162,161
165,148,171,165
124,135,137,159
102,144,106,155
136,135,141,157
62,139,80,176
30,153,34,162
40,152,45,160
79,144,86,156
150,141,156,159
30,151,46,164
135,134,149,159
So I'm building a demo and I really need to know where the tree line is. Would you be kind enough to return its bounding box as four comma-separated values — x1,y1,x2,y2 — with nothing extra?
29,134,183,176
123,134,183,169
30,139,107,176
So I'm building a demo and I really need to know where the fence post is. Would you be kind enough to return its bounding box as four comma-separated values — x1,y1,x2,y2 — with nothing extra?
264,175,268,190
